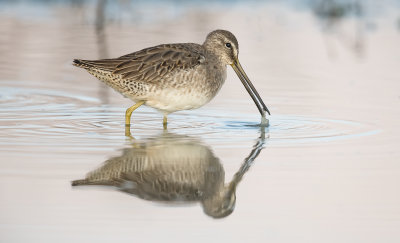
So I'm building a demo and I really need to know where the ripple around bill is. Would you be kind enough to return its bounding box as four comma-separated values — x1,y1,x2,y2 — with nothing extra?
168,111,380,147
0,86,380,151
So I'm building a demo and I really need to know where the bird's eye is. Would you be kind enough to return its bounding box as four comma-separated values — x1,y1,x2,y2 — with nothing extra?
225,43,232,48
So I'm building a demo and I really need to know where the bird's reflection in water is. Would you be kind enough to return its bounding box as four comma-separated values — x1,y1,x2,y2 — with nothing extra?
72,128,267,218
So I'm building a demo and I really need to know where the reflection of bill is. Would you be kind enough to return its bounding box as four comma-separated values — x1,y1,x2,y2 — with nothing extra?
72,129,266,218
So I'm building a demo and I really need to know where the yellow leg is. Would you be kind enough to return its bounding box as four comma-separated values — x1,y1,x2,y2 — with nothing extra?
163,115,168,129
125,101,145,126
125,127,134,139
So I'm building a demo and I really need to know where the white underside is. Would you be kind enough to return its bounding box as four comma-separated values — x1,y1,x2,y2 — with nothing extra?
143,88,211,113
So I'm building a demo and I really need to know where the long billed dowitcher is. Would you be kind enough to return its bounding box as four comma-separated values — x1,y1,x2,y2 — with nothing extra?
73,30,270,129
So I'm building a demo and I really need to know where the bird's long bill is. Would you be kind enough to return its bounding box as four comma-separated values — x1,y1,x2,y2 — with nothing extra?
231,60,271,116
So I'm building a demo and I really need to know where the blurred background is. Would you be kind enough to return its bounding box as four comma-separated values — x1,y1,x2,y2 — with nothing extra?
0,0,399,114
0,0,399,242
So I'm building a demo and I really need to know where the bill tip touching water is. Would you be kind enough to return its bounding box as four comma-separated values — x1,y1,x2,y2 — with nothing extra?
261,114,269,127
73,29,270,130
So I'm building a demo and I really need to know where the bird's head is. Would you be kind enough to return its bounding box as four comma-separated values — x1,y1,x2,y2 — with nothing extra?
203,29,239,66
203,29,271,117
201,182,237,219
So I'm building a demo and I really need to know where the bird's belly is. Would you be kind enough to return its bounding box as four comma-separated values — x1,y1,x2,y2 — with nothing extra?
145,88,211,113
126,66,226,113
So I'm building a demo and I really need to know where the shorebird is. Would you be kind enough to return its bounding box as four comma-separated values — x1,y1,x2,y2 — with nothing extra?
73,30,270,128
72,130,265,218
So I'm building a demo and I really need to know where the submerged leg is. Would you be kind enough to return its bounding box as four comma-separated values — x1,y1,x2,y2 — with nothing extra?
125,101,145,126
163,115,168,129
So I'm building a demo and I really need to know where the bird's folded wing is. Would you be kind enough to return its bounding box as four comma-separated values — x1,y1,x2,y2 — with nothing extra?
77,43,205,83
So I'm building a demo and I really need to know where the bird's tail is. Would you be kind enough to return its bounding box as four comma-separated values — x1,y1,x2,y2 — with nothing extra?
71,179,90,186
71,178,119,186
72,59,92,69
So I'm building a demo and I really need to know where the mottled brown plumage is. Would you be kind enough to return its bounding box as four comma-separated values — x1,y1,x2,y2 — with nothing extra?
75,44,205,83
73,30,270,128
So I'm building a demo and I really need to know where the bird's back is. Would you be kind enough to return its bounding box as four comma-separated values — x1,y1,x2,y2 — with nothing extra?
73,43,205,91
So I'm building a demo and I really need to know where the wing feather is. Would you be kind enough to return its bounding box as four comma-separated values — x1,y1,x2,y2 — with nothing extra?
75,43,205,84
